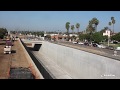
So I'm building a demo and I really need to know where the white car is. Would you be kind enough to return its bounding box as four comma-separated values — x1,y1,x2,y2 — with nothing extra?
78,42,84,45
4,46,11,54
97,44,106,48
72,41,78,44
116,47,120,50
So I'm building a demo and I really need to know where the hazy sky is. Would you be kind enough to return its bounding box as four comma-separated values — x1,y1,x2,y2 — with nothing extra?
0,11,120,32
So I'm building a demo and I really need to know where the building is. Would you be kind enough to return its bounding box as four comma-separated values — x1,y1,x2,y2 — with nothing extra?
103,29,111,37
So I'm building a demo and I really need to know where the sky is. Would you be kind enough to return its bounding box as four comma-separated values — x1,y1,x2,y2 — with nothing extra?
0,11,120,33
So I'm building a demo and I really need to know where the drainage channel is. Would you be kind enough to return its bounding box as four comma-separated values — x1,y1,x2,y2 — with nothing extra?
20,39,53,79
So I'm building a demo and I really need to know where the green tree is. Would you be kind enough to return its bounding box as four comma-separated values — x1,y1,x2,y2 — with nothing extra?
0,28,8,39
92,32,103,44
71,25,75,34
76,23,80,33
84,34,91,42
111,17,114,21
65,22,70,36
79,34,86,41
92,18,99,32
86,24,95,33
111,32,120,41
86,20,96,43
112,19,115,33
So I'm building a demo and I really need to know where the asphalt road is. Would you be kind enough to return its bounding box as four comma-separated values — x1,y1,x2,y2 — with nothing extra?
59,41,120,55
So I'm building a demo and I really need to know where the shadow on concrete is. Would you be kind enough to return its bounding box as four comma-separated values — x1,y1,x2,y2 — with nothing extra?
28,44,42,51
33,44,42,51
11,50,16,53
28,47,34,51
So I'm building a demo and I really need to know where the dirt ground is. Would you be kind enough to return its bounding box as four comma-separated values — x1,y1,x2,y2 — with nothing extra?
0,40,30,79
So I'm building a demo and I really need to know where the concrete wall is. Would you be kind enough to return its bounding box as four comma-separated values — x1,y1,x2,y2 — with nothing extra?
19,39,44,79
39,41,120,79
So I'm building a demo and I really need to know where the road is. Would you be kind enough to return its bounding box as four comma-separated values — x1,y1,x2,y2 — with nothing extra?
0,40,31,79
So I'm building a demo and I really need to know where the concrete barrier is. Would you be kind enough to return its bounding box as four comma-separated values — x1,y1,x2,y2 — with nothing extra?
38,41,120,79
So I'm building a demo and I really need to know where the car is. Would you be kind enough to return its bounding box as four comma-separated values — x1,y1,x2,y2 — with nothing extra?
97,44,106,48
78,42,84,45
116,47,120,50
113,40,118,44
6,40,13,46
4,46,11,54
106,46,114,50
84,42,89,46
92,43,98,47
72,41,78,44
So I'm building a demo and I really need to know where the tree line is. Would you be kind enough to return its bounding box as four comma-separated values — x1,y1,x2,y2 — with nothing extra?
10,31,44,37
0,28,8,39
65,17,119,43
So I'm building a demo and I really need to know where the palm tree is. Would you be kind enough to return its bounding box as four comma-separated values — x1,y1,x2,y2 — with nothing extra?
108,22,111,30
65,22,70,36
88,24,95,33
76,23,80,34
112,19,115,33
111,17,115,33
92,18,99,32
86,20,95,33
71,25,75,34
111,17,114,21
89,20,92,25
86,19,96,43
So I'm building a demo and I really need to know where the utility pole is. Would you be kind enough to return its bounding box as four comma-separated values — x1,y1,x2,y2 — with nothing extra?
107,30,110,47
108,36,110,46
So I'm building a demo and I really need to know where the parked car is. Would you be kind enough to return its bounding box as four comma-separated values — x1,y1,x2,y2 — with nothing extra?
113,41,118,44
116,47,120,50
6,40,13,46
106,46,114,50
72,41,78,44
78,42,84,45
92,43,98,47
92,43,107,48
84,42,89,46
4,46,11,54
97,44,106,48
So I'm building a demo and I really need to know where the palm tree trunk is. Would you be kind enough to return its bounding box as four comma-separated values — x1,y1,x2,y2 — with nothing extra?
67,29,69,41
109,25,111,31
113,24,114,33
96,25,97,32
68,29,69,36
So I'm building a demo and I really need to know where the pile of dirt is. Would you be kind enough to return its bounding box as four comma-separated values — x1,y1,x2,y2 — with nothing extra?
9,67,35,79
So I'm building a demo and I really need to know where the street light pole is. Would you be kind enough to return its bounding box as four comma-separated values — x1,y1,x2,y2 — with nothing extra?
106,29,110,47
108,36,109,46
